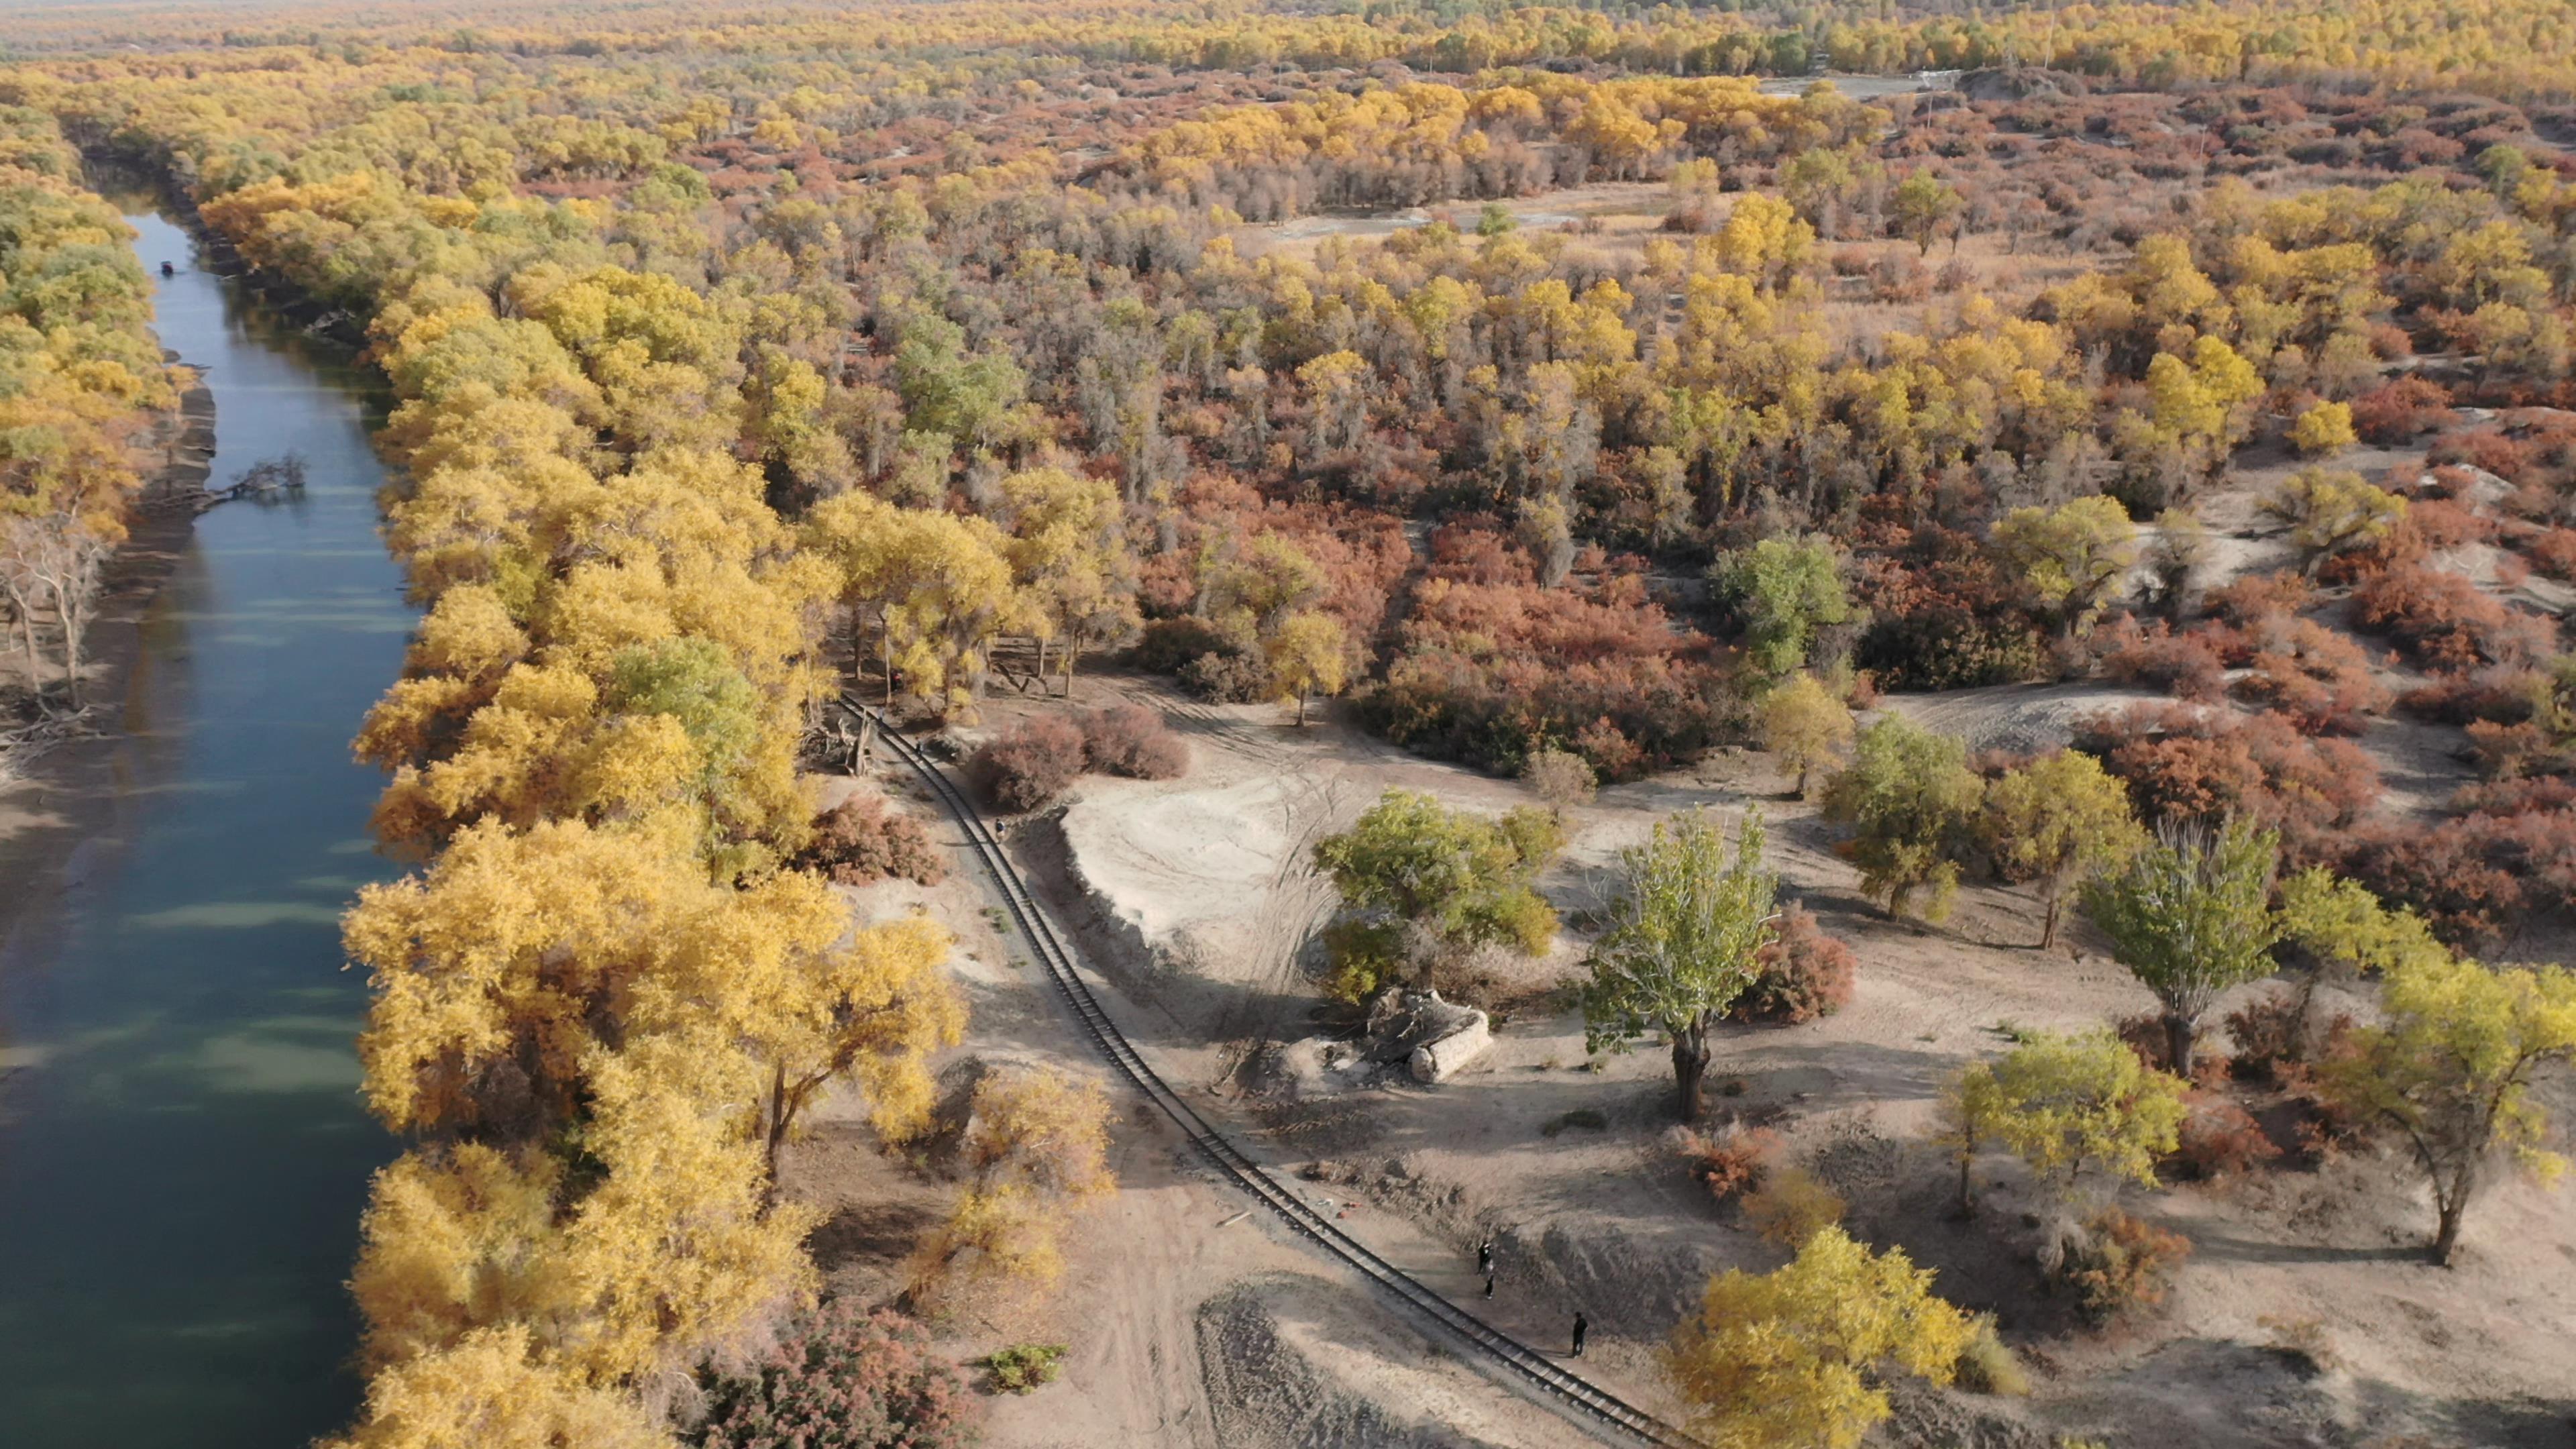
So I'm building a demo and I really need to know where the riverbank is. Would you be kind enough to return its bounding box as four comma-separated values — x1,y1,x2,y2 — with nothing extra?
0,368,213,974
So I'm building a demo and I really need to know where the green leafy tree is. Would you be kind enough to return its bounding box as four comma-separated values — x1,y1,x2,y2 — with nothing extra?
2323,955,2576,1265
1311,790,1558,996
2275,867,2449,1045
1583,810,1778,1122
1980,750,2147,949
1820,715,1983,922
1889,170,1964,256
1943,1030,2188,1214
1710,535,1864,679
1666,1226,1972,1449
2081,818,2283,1076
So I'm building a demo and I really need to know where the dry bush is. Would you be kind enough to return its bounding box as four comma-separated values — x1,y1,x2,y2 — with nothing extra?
2076,702,2379,861
2096,616,2230,699
908,1067,1114,1316
1741,1167,1846,1247
1729,902,1858,1024
1672,1124,1780,1203
796,792,947,888
2114,1011,2233,1089
1077,704,1187,780
697,1302,979,1449
2521,527,2576,580
969,716,1086,812
1953,1315,2031,1397
2203,570,2315,624
1177,644,1271,704
2349,563,2553,672
2258,1314,2345,1377
2174,1092,2282,1179
2054,1208,2190,1327
2349,377,2457,444
1522,746,1598,810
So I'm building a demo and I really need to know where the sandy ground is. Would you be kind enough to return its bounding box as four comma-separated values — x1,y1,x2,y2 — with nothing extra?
0,378,211,995
782,759,1630,1449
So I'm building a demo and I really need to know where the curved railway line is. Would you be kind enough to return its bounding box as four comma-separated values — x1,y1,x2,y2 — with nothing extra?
847,697,1703,1449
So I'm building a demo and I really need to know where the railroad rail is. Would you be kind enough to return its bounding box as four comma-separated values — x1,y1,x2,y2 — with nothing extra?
846,696,1703,1449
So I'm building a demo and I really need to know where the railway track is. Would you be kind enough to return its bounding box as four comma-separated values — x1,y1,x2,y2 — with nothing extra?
846,696,1703,1449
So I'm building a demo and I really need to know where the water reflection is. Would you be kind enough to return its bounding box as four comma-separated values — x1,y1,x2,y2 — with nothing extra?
0,209,413,1447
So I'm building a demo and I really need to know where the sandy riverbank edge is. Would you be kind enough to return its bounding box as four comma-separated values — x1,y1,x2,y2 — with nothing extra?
0,366,216,982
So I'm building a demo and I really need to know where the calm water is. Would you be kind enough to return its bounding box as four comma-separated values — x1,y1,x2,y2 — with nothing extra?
0,211,411,1446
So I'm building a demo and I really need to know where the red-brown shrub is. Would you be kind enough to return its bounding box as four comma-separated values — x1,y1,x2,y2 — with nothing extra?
2348,376,2456,444
1730,902,1858,1024
2174,1092,2282,1180
2396,665,2538,725
2096,616,2230,699
698,1302,980,1449
2403,497,2491,552
2076,702,2380,861
2229,616,2390,735
797,792,947,887
2333,805,2576,949
970,715,1086,812
2522,527,2576,580
2428,427,2532,484
1078,704,1188,780
2348,564,2554,670
2202,570,2314,625
1358,530,1732,780
2056,1208,2191,1326
1673,1124,1780,1203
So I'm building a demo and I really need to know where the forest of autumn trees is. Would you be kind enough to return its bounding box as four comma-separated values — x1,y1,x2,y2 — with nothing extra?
0,105,177,711
7,0,2576,1440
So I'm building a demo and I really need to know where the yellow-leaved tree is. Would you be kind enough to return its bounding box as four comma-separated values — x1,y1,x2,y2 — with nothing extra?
322,1326,676,1449
806,490,1025,716
1000,465,1139,694
1666,1226,1972,1449
910,1065,1115,1311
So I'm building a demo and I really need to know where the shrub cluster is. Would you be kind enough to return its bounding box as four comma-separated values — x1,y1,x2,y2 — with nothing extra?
2053,1208,2190,1327
970,715,1088,812
796,793,947,888
1729,902,1858,1024
971,706,1191,811
1077,704,1188,780
1355,528,1733,781
696,1303,978,1449
2174,1093,2282,1180
2075,702,2378,861
1672,1124,1780,1203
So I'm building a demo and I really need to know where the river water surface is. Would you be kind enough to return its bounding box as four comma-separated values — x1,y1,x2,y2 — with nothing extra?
0,209,410,1446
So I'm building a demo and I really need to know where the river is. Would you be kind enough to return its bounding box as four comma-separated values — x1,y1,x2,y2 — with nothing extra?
0,209,411,1446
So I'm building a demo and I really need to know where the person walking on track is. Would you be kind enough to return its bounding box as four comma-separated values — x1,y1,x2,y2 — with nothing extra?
1570,1312,1588,1358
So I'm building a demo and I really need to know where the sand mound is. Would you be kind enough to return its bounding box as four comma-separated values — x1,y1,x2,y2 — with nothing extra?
1195,1275,1564,1449
1876,682,2175,757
